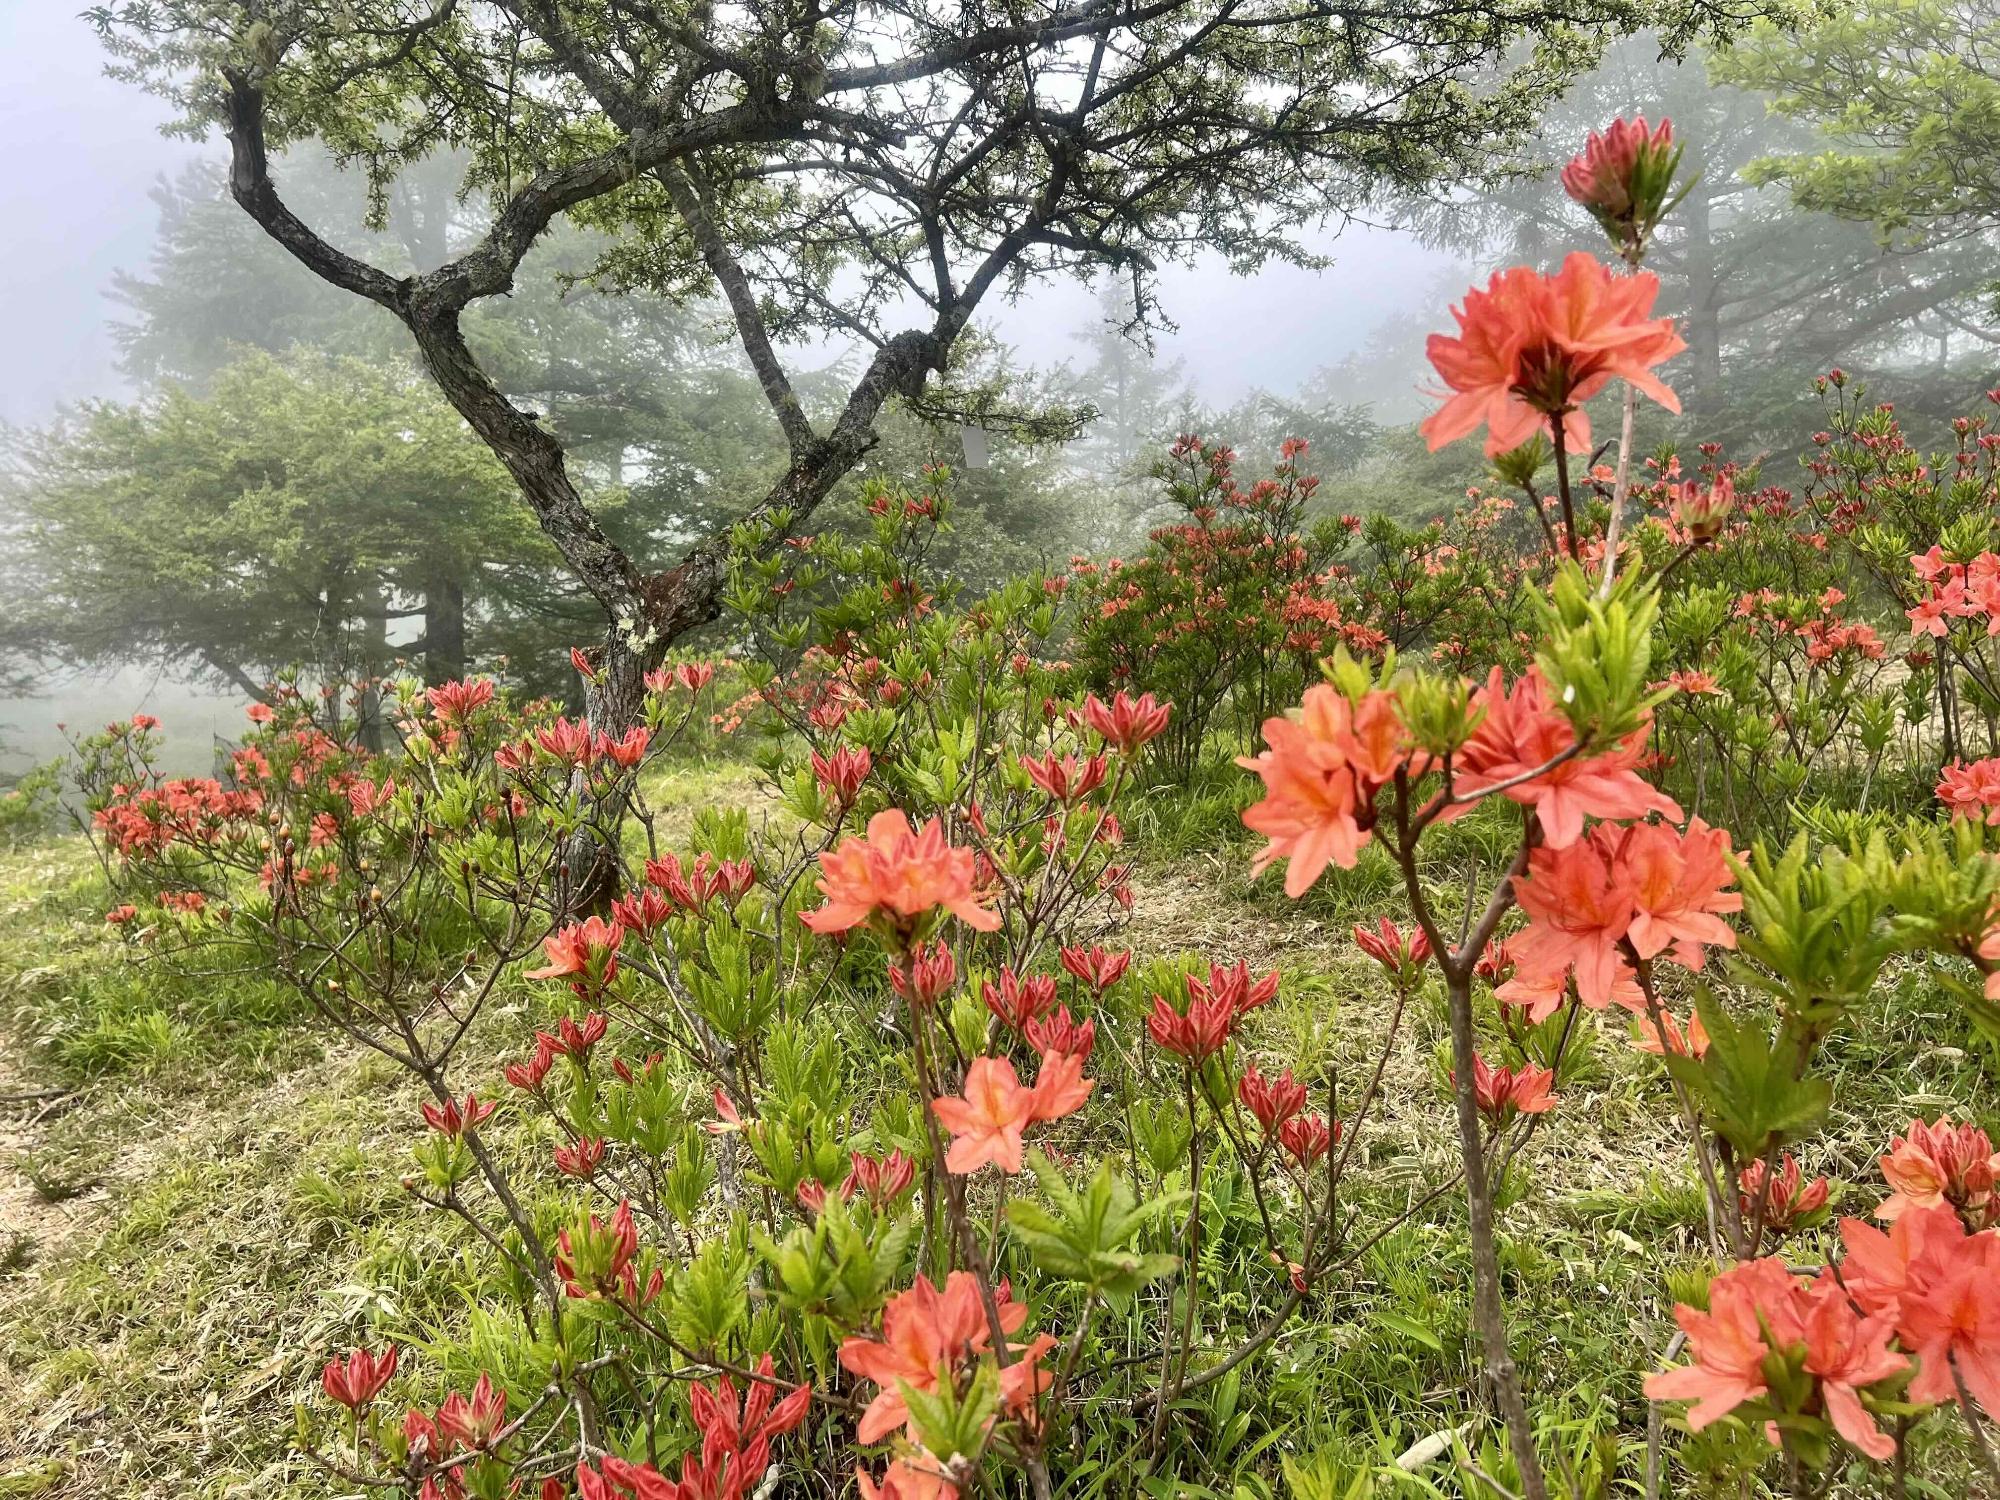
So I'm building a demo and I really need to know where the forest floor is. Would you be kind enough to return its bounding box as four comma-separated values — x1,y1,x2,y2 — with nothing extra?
0,759,1993,1498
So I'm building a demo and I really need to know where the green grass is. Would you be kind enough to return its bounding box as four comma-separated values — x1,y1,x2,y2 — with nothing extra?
0,755,1994,1498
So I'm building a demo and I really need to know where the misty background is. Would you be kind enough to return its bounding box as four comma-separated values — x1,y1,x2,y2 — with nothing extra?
2,5,1991,775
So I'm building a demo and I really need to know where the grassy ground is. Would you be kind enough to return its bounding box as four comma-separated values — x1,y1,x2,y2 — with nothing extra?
0,757,1994,1497
0,759,757,1498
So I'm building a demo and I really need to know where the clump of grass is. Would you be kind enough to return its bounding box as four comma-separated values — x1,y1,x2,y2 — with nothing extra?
16,1153,95,1205
0,1233,34,1278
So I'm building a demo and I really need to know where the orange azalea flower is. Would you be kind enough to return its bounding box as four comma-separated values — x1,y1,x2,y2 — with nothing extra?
1632,1007,1709,1058
1877,1116,1999,1227
1739,1152,1831,1234
1353,916,1431,974
1670,476,1734,542
1798,1271,1910,1460
1561,115,1678,229
1237,685,1416,897
838,1272,1055,1444
1648,1257,1906,1459
1504,831,1638,1009
1462,1053,1558,1122
801,810,1001,936
1620,818,1741,969
527,915,624,982
1458,667,1680,849
1939,757,2000,823
1504,820,1735,1012
857,1457,957,1500
1421,252,1685,457
931,1054,1093,1175
1893,1226,2000,1414
1665,669,1721,696
1842,1206,2000,1415
1647,1258,1800,1431
321,1344,397,1410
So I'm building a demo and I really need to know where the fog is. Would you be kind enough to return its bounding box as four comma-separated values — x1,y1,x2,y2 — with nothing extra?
4,7,1992,775
0,9,1452,429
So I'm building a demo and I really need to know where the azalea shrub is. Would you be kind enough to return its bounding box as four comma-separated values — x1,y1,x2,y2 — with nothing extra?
87,482,1505,1500
1067,438,1366,779
51,113,2000,1500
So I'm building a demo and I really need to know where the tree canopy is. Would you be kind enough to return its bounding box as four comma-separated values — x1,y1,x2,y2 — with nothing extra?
1714,0,2000,261
91,0,1764,730
5,351,549,694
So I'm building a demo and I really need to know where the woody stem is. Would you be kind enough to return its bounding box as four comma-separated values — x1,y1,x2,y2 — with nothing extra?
1387,798,1548,1500
1442,963,1551,1500
906,951,1055,1500
1550,422,1578,561
1599,381,1638,600
1147,1067,1205,1458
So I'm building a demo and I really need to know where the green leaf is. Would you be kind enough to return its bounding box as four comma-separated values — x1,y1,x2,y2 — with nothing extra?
1005,1154,1185,1306
1372,1311,1444,1355
1662,989,1831,1160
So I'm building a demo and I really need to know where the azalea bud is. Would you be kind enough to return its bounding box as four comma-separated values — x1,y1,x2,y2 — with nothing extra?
1670,476,1734,543
1561,115,1682,255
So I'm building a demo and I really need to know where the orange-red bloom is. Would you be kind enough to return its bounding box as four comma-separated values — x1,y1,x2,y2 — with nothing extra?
801,810,1001,936
437,1372,508,1449
856,1458,957,1500
1058,944,1131,993
1878,1116,1999,1228
1939,757,2000,823
1620,818,1741,968
1421,253,1684,457
1239,1064,1308,1132
931,1054,1093,1175
527,916,624,990
1238,686,1416,897
1561,116,1680,242
838,1273,1056,1445
1458,668,1681,849
322,1344,397,1409
1647,1257,1907,1460
1353,917,1430,978
1670,476,1734,543
1632,1007,1709,1058
1083,690,1172,753
1463,1053,1558,1122
982,967,1058,1031
421,1092,496,1138
1739,1152,1831,1235
1148,991,1234,1064
888,941,959,1008
1024,1005,1096,1064
1841,1206,2000,1416
1503,820,1734,1011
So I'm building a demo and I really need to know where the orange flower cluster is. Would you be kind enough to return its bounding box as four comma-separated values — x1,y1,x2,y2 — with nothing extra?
1236,685,1416,897
1647,1257,1907,1460
1238,669,1693,909
931,1054,1093,1174
1420,252,1684,458
1878,1116,1999,1228
802,810,1000,936
1501,819,1739,1016
838,1272,1055,1445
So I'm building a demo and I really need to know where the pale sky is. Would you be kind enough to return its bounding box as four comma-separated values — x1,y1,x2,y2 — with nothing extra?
0,4,1460,426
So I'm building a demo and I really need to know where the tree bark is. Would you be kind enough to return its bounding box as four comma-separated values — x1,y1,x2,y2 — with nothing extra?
424,572,467,685
357,576,390,753
1679,173,1724,414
